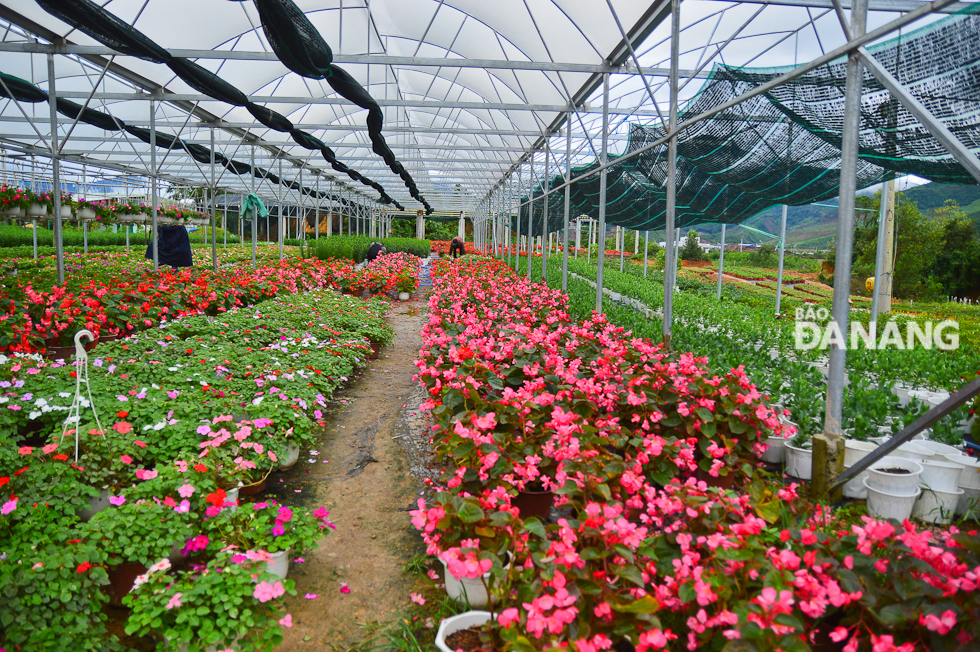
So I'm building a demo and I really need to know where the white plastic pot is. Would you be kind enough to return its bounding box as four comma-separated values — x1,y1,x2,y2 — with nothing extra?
844,440,877,467
891,441,930,462
842,463,869,500
760,436,786,464
226,486,240,512
278,443,301,470
913,486,962,525
913,440,961,462
864,479,920,521
945,454,980,489
435,611,492,652
784,441,812,480
918,460,963,493
266,548,290,579
867,457,923,496
398,292,411,301
956,485,980,515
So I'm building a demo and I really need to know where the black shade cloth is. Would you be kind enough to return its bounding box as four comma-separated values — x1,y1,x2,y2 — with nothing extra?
145,226,193,269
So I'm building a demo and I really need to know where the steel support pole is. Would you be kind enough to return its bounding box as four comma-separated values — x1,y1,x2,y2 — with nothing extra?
663,0,681,346
775,205,788,315
542,138,551,281
82,164,88,254
595,72,610,313
818,0,868,500
150,100,159,272
562,117,571,293
278,159,284,260
30,155,37,261
527,150,535,279
644,230,650,278
210,127,218,273
619,226,625,272
250,145,257,267
717,224,726,298
870,179,890,322
47,54,65,284
515,169,523,274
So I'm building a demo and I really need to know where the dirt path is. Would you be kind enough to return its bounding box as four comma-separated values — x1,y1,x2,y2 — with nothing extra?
265,297,433,651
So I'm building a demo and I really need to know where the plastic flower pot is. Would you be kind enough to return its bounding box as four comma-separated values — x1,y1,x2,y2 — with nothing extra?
77,207,97,220
278,442,301,470
913,439,961,462
913,486,962,525
784,440,812,480
760,436,786,464
226,486,240,512
106,561,148,607
27,202,46,217
945,454,980,489
239,476,266,496
843,439,876,467
512,488,555,520
77,487,112,522
435,611,492,652
956,485,980,515
441,558,493,607
918,459,964,493
867,457,923,496
398,292,411,301
863,479,920,521
266,548,290,579
841,463,869,500
890,441,930,462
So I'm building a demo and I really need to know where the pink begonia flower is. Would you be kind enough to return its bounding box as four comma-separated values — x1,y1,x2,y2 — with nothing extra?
42,443,58,454
196,424,211,436
920,611,957,635
135,469,158,480
163,496,177,508
279,614,293,628
133,440,147,448
166,593,182,610
109,495,126,506
113,422,132,434
177,484,195,498
294,557,305,563
175,500,191,513
339,582,350,594
253,581,285,603
304,593,318,599
830,627,850,643
254,418,273,428
1,498,17,515
426,569,439,581
497,608,520,627
410,593,425,606
120,455,133,465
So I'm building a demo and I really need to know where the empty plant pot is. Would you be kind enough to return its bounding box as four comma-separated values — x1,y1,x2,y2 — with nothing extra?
784,440,813,480
913,440,961,462
842,463,870,500
956,485,980,516
868,457,923,496
844,440,877,467
864,479,920,521
946,454,980,489
760,436,787,464
918,460,964,493
913,486,962,525
435,611,492,652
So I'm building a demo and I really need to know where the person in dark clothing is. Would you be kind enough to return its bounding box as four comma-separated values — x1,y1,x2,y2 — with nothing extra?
145,225,193,270
366,242,386,262
449,237,465,259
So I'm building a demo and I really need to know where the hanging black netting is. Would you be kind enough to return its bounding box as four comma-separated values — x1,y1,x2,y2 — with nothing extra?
254,0,333,80
517,6,980,236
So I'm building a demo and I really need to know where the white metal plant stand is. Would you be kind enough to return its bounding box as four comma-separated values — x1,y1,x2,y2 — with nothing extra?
58,329,106,463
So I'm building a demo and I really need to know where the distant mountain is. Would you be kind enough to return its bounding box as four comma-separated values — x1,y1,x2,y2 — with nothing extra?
684,181,980,249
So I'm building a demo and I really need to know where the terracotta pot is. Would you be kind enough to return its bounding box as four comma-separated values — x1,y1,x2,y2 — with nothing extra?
369,341,382,360
106,561,147,607
512,488,555,520
43,335,99,360
341,288,356,296
238,477,266,496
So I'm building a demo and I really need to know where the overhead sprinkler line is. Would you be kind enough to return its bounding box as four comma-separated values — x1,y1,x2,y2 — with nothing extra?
33,0,405,210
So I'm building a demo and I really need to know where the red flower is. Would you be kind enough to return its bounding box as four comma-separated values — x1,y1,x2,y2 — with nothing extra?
76,561,92,573
206,488,227,507
53,454,68,461
194,463,208,473
186,349,193,354
117,410,128,418
13,466,28,476
0,477,8,487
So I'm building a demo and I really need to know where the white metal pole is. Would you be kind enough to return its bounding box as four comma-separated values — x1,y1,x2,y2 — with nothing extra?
47,54,65,284
150,100,159,271
716,224,726,298
775,204,788,315
542,139,550,281
595,73,609,313
663,1,681,346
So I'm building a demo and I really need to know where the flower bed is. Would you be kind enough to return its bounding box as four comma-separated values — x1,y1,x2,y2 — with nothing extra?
413,257,980,651
431,240,481,256
0,289,387,650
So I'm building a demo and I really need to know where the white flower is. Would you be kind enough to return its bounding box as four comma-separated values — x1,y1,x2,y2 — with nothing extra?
153,422,166,431
59,392,71,398
0,397,8,404
33,398,48,407
28,411,41,420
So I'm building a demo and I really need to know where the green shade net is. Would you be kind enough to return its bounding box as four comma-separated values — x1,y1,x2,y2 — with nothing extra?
517,6,980,236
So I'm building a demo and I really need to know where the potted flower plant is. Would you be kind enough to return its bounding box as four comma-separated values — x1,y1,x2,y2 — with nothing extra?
124,551,295,652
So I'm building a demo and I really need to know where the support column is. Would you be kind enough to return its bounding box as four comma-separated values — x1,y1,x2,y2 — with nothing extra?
663,0,681,347
644,229,650,278
278,159,284,260
515,168,523,274
542,137,551,281
619,225,625,272
716,224,726,298
775,205,788,315
250,145,257,267
817,0,868,500
150,99,159,272
82,164,88,254
210,127,218,273
562,116,571,293
527,150,535,279
595,72,610,313
876,180,896,317
47,54,65,283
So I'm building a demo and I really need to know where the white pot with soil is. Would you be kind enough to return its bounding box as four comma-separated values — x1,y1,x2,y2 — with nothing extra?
913,486,962,525
867,457,923,496
760,436,786,464
784,439,812,480
435,611,492,652
864,479,920,521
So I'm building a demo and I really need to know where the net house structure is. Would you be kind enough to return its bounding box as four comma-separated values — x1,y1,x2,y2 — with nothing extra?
0,0,979,443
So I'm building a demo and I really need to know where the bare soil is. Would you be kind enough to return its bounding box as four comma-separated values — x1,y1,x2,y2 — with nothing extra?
265,296,435,651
